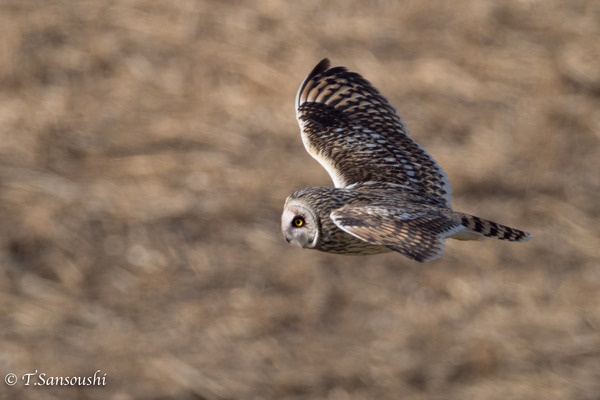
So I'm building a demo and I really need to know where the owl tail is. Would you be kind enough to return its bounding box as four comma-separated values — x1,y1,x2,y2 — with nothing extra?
448,212,533,242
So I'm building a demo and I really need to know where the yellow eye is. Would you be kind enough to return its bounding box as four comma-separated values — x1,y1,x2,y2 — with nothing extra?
292,217,304,227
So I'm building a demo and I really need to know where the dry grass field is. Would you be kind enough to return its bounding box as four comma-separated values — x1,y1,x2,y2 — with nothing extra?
1,0,599,399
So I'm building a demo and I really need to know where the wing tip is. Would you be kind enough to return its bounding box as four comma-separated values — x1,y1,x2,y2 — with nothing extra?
296,58,332,110
311,58,331,77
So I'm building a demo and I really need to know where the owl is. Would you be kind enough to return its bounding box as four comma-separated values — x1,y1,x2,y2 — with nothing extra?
281,58,532,262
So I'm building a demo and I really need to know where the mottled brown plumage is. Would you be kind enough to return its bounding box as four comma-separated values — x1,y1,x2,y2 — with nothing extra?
282,59,532,262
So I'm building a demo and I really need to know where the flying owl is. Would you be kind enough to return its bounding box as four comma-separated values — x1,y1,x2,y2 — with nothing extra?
281,58,532,262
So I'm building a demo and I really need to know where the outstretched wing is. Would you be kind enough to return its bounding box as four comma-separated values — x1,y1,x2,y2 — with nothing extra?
330,204,463,262
296,58,452,206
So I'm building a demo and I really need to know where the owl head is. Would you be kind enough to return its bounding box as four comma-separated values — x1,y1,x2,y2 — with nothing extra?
281,198,320,249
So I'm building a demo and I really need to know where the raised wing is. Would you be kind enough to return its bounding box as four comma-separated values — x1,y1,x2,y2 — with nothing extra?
296,58,452,206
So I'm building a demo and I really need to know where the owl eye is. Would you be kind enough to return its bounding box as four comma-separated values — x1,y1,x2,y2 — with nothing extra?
292,217,305,227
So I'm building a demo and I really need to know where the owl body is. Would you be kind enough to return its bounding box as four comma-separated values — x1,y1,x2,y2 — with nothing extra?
284,187,392,255
283,185,449,256
281,59,532,262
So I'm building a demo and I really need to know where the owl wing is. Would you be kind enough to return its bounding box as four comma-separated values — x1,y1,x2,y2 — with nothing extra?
296,58,452,206
330,204,463,262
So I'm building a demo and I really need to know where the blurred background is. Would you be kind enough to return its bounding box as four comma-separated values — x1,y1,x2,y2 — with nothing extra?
0,0,599,399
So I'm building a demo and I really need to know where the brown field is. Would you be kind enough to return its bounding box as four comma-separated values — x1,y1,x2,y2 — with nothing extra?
1,1,599,399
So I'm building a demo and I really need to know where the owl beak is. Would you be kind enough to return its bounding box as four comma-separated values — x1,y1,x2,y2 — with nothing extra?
284,236,291,243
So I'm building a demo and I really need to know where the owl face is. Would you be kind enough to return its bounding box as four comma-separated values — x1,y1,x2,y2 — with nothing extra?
281,200,320,249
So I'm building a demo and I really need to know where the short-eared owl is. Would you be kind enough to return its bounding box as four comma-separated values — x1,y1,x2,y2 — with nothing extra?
281,58,532,262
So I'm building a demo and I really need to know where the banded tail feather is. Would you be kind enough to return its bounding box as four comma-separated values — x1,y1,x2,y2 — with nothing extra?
452,213,533,242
